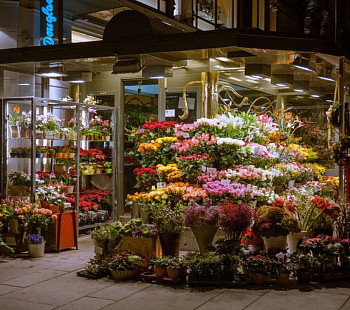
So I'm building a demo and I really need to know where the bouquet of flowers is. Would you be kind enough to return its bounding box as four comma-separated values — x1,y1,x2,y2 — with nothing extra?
183,201,220,227
178,154,213,184
133,167,158,190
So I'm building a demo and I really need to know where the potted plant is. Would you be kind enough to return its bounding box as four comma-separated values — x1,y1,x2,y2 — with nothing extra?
55,147,63,158
292,253,320,284
149,257,168,278
166,256,183,279
242,254,272,285
253,205,300,251
104,162,112,174
7,105,21,139
108,250,143,281
183,201,220,254
21,110,32,139
26,233,45,258
8,171,31,196
218,202,252,247
23,207,53,235
272,252,295,286
151,201,184,257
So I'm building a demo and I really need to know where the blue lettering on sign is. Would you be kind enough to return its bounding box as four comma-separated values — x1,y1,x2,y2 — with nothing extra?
42,0,57,45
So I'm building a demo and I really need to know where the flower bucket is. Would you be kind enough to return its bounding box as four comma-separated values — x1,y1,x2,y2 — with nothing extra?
44,132,54,139
9,125,20,139
111,269,137,281
28,241,46,258
9,219,21,234
288,180,295,188
287,231,308,254
263,235,287,252
159,232,181,257
297,269,311,284
190,225,218,254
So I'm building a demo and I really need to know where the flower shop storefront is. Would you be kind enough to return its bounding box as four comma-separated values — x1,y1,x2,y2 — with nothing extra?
0,26,350,286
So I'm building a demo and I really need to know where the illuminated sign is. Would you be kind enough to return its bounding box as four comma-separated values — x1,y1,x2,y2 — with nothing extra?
40,0,62,45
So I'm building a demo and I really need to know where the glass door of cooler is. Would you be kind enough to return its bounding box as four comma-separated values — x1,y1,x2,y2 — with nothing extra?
2,98,35,200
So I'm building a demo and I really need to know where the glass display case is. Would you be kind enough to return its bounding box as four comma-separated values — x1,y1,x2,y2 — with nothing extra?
1,97,117,229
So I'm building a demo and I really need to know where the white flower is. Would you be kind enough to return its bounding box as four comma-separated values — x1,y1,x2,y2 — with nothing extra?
217,138,245,146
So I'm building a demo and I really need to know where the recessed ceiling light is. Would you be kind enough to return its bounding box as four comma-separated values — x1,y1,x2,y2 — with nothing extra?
276,83,289,88
311,94,321,98
294,89,304,92
326,99,333,103
18,83,30,86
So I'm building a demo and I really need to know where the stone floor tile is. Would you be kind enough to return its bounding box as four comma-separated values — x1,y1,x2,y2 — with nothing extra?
89,282,152,301
54,296,115,310
2,269,67,287
49,262,86,272
3,272,114,306
339,297,350,309
0,284,21,295
245,290,348,310
197,290,261,310
314,282,350,296
0,296,55,310
101,285,225,310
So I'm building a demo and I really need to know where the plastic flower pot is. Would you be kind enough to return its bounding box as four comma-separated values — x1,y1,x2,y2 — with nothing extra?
55,152,63,158
105,168,112,174
27,241,46,258
190,225,218,254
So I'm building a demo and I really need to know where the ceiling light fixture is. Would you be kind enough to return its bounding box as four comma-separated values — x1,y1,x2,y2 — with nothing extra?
311,94,321,98
36,66,67,78
294,89,304,92
112,57,143,74
142,65,173,79
62,71,92,83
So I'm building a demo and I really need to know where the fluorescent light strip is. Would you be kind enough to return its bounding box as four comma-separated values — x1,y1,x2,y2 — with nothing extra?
311,94,321,98
326,99,333,103
229,77,242,82
294,89,304,92
293,65,314,72
318,76,336,82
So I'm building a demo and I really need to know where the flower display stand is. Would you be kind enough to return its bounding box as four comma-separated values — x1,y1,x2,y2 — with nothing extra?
121,236,157,260
46,207,78,252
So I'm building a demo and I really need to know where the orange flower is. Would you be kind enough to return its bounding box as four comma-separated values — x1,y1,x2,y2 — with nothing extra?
13,105,20,114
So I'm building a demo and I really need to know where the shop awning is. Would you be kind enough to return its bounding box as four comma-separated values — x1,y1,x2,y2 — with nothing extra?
0,28,345,65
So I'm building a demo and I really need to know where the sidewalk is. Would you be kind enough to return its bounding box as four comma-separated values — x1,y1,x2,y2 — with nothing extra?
0,235,350,310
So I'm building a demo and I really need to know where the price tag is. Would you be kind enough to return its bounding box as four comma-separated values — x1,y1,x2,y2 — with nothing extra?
165,109,176,118
183,132,190,139
220,179,231,186
157,182,166,189
207,168,217,173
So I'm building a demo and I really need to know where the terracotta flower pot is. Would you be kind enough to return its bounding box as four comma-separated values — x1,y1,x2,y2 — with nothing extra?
166,268,181,279
276,273,290,286
252,272,265,285
154,266,167,278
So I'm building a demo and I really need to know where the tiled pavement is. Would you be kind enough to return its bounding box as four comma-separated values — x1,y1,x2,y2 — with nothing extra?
1,235,350,310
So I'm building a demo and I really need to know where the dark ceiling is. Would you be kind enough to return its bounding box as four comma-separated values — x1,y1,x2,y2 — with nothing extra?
63,0,124,17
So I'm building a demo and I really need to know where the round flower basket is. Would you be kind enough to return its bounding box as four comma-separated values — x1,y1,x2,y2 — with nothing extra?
263,235,287,252
111,269,137,281
28,241,46,258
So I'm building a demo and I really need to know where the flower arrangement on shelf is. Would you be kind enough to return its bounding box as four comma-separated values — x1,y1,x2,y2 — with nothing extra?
150,201,184,233
35,185,66,205
36,113,62,133
23,207,54,234
8,171,31,187
66,189,112,213
177,154,213,184
9,147,31,158
242,254,272,274
121,218,158,238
